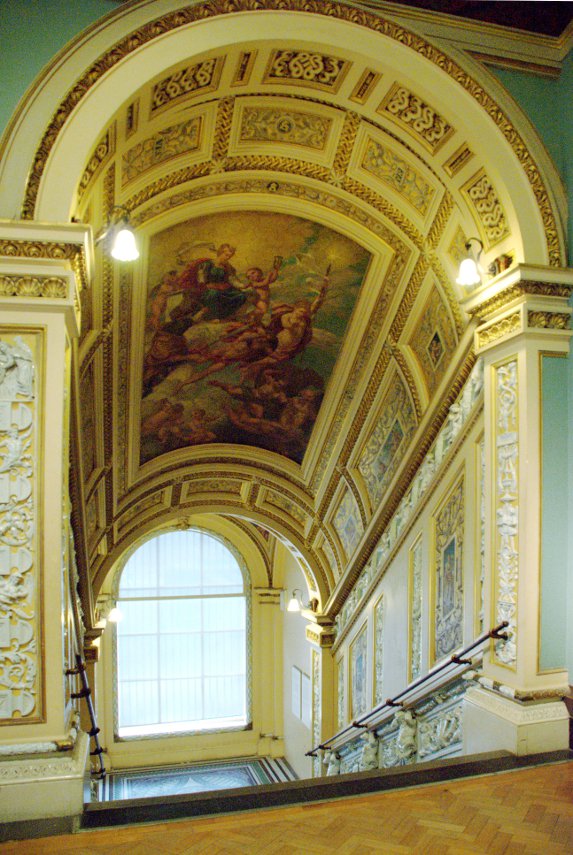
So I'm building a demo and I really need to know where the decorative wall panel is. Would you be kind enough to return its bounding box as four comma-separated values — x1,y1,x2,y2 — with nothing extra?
408,535,423,682
311,648,320,777
493,360,518,668
150,57,224,114
337,656,345,729
350,623,368,719
461,169,510,247
239,106,331,151
373,596,384,706
432,475,465,663
0,332,41,722
358,374,416,508
409,284,457,397
378,84,454,153
263,50,349,92
333,487,364,560
122,117,202,184
361,138,435,215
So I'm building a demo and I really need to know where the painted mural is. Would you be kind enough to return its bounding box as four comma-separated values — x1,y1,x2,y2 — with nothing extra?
140,211,371,464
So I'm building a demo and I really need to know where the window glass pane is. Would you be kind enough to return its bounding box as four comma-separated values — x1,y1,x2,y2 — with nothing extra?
116,529,248,737
202,597,245,631
117,635,158,681
118,599,158,635
119,680,159,727
159,633,202,679
158,598,201,633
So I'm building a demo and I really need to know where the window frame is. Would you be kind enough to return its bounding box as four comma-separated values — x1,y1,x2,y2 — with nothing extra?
111,527,252,742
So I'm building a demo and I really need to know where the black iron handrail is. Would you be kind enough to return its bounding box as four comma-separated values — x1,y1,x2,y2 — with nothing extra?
306,620,509,758
66,654,106,778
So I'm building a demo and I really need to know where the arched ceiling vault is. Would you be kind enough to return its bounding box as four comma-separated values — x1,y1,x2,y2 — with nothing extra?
2,1,565,622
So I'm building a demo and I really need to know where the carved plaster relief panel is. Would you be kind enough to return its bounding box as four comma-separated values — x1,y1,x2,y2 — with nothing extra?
350,622,368,720
237,103,332,153
262,50,350,93
377,83,455,154
357,373,416,510
373,595,384,706
408,535,423,682
333,487,364,561
337,654,345,729
150,57,225,115
0,332,41,722
77,125,116,203
461,169,510,248
431,474,465,664
409,282,458,398
122,116,203,185
311,648,321,776
493,359,518,668
360,136,436,217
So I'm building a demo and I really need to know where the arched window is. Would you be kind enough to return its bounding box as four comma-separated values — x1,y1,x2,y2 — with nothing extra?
114,529,248,738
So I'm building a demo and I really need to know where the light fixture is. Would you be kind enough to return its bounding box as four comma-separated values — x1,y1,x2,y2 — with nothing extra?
107,605,123,623
456,237,483,288
287,589,304,612
96,205,139,262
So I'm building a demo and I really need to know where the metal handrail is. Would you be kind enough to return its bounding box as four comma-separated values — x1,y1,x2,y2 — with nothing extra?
306,620,509,757
66,654,106,779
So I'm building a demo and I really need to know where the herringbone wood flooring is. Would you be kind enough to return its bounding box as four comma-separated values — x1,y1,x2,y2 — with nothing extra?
2,761,572,853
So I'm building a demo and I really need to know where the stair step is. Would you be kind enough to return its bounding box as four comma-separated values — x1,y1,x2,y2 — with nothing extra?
82,748,572,829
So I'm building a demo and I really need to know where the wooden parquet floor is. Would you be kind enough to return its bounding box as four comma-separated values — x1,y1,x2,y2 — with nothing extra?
2,761,572,854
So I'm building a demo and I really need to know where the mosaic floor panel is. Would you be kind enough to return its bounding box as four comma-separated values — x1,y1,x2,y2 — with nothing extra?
95,757,295,802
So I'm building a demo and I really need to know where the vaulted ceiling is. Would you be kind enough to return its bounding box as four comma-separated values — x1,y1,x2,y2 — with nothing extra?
55,1,562,623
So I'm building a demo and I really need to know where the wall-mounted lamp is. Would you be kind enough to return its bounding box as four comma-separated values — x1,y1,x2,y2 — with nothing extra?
456,237,483,288
107,605,123,623
96,205,139,262
285,589,318,613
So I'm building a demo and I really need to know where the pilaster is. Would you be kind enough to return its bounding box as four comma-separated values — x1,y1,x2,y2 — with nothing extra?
461,264,573,753
305,613,335,776
0,221,90,825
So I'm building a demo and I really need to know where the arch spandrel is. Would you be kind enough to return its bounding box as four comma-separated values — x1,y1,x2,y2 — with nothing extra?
4,0,567,624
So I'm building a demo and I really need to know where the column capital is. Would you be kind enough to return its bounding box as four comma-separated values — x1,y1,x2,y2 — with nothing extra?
0,220,92,338
462,264,573,355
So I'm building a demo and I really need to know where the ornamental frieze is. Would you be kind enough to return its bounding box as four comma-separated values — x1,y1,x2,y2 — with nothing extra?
0,276,68,299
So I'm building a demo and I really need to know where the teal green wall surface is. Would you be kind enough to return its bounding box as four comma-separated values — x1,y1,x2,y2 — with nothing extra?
540,355,569,672
0,0,114,136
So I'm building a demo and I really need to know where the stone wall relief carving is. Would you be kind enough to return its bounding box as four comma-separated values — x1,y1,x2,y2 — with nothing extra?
373,595,385,706
432,474,465,664
493,359,518,668
335,359,483,641
0,333,39,722
408,535,423,682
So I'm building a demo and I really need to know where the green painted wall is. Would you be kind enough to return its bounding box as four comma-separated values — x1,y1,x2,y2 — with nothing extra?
0,0,114,136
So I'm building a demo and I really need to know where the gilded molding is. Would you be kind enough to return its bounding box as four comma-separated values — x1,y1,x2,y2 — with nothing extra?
361,137,436,216
425,192,454,250
239,105,331,150
78,125,115,201
389,255,430,340
332,110,361,177
341,175,423,247
527,310,570,330
0,276,68,299
442,143,473,178
466,281,573,320
19,0,562,267
121,117,202,185
0,240,80,261
476,312,521,348
212,96,235,163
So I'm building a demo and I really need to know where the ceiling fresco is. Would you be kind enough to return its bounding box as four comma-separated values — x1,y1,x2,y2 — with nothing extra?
140,211,371,464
